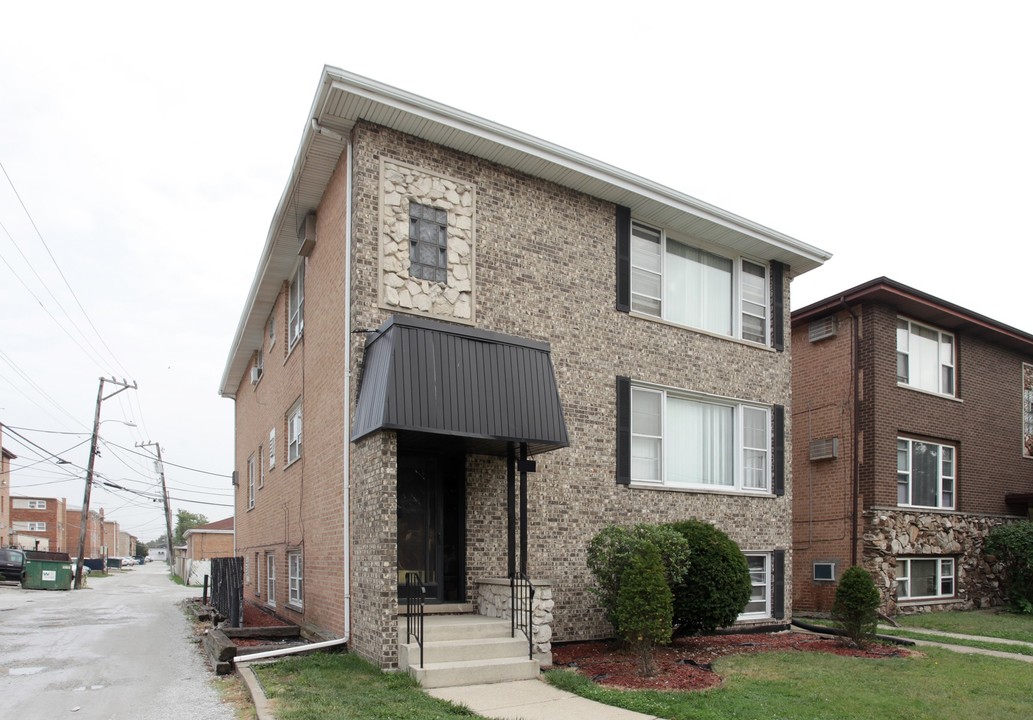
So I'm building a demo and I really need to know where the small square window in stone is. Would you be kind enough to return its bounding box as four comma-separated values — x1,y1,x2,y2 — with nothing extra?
409,202,448,284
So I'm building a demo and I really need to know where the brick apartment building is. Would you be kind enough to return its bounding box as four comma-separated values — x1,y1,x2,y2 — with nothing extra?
66,508,104,558
1,438,12,547
220,67,830,671
792,278,1033,615
11,496,67,552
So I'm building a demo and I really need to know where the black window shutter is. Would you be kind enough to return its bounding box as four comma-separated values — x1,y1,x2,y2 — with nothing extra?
616,376,631,485
616,206,631,313
771,261,786,351
772,549,786,620
772,404,785,496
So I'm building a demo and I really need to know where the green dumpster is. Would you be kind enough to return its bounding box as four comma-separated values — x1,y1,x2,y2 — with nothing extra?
21,558,74,591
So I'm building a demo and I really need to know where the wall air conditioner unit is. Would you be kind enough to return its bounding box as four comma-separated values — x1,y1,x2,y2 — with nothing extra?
808,317,838,342
250,366,262,384
298,211,316,257
809,437,840,461
231,471,239,487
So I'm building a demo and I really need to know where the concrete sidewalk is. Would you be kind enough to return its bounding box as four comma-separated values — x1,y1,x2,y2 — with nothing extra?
877,625,1033,663
427,678,660,720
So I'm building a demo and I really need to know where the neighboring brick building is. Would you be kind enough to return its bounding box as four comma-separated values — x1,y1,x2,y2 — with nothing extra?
66,508,104,558
1,438,13,548
184,517,234,560
11,496,67,552
220,67,830,670
792,278,1033,615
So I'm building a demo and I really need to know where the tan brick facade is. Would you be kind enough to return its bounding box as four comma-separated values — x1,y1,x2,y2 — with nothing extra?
224,69,828,669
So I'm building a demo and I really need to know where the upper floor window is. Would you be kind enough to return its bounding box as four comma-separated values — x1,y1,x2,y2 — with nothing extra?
897,557,954,600
630,221,769,343
409,202,448,284
27,521,47,531
896,317,954,396
897,438,954,509
289,262,305,348
287,401,302,465
630,384,771,493
28,499,46,510
268,311,277,350
1023,363,1033,458
258,445,265,489
246,454,256,510
268,428,276,469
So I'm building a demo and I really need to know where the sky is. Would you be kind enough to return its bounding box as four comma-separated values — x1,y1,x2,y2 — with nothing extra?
1,2,1030,542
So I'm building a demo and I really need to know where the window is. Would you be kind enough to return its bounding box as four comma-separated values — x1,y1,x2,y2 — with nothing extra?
254,552,260,594
896,318,955,396
258,445,265,489
288,551,303,608
266,553,276,606
245,556,250,584
813,562,836,581
28,521,47,531
246,454,256,510
268,311,276,350
28,499,46,509
408,202,448,283
287,402,302,464
269,428,276,469
897,438,955,509
630,384,771,492
289,262,305,347
897,557,955,600
740,553,771,618
1024,363,1033,458
629,220,769,342
255,348,264,381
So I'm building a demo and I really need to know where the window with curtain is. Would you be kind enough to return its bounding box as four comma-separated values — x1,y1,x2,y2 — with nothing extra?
897,438,955,509
896,317,954,395
897,557,954,600
630,384,770,492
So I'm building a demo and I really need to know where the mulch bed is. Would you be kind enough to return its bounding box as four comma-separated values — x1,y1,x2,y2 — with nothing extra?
551,632,911,691
242,601,293,628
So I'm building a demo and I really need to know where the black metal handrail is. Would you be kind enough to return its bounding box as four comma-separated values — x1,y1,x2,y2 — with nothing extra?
405,572,426,668
511,572,535,660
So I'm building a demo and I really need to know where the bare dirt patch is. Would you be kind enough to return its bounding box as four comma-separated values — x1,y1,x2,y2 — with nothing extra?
551,632,910,691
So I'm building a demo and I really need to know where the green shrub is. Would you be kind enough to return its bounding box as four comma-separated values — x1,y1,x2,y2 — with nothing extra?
986,522,1033,614
586,523,690,628
666,520,751,635
615,539,673,676
832,565,881,648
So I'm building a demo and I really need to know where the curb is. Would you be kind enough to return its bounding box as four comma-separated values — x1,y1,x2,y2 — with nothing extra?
235,662,277,720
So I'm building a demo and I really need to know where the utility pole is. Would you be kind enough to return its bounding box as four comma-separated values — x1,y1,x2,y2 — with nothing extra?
75,377,137,590
137,441,174,569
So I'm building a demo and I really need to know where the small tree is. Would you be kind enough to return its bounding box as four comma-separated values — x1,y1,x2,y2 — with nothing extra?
616,540,673,676
832,565,881,648
666,520,751,635
587,523,690,628
173,510,209,545
986,521,1033,614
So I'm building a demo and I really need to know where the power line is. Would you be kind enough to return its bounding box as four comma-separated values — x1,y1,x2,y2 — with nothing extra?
102,439,231,478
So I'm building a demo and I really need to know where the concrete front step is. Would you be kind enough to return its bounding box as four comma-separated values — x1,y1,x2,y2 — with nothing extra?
399,615,514,643
399,635,531,670
407,656,540,689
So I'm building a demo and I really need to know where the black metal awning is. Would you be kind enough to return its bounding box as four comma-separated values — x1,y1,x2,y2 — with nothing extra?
352,315,569,456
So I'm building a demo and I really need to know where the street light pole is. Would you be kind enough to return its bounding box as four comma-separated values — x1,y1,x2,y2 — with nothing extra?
74,377,137,590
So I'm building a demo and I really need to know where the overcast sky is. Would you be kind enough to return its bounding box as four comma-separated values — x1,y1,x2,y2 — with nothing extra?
2,2,1030,542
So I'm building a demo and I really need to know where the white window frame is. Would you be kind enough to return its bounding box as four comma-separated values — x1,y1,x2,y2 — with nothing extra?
288,551,303,608
739,552,771,619
266,553,276,607
28,499,46,510
287,401,302,465
630,383,771,493
244,556,250,584
813,561,836,582
897,437,955,509
254,552,261,594
28,521,47,531
630,220,770,344
246,454,256,510
255,348,264,381
897,557,955,600
269,428,276,469
896,317,955,396
268,311,277,350
288,262,305,348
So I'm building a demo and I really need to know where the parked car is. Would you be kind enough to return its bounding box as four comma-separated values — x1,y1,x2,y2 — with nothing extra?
121,556,136,566
69,559,91,576
0,548,26,582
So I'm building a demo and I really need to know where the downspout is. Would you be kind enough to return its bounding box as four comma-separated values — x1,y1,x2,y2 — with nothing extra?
343,135,353,643
840,298,861,566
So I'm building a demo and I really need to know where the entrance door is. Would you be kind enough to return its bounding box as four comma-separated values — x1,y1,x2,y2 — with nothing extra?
397,451,465,603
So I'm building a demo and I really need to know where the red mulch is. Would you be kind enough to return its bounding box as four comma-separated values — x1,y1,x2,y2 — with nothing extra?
551,632,911,691
242,601,293,628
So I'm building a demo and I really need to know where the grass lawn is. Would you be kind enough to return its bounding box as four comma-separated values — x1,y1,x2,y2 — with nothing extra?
253,652,480,720
545,645,1033,720
895,609,1033,644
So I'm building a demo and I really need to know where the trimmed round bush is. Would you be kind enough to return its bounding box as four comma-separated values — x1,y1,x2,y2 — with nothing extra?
615,539,673,676
832,565,881,648
666,520,751,635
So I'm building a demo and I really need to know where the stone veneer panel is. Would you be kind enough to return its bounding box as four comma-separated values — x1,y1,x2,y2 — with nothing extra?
863,508,1016,614
476,578,554,666
378,159,476,323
